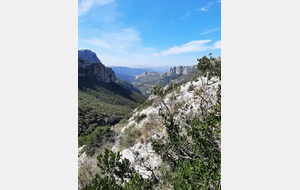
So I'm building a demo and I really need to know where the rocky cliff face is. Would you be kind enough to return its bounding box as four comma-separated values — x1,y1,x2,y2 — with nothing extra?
167,65,197,75
78,49,102,63
135,71,160,79
78,56,116,83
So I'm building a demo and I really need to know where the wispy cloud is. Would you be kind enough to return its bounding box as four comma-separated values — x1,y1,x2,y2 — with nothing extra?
83,28,141,53
180,12,190,19
78,0,114,16
200,28,221,35
212,41,221,49
153,40,212,57
198,2,214,12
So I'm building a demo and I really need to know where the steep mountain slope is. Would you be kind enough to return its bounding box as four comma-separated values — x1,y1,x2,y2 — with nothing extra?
115,78,142,94
78,50,147,146
78,75,221,187
78,76,146,146
78,54,221,189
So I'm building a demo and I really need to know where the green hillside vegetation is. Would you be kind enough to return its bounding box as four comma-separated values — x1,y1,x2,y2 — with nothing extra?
83,54,221,190
132,74,182,97
131,69,199,97
78,76,147,147
170,69,199,84
115,78,142,94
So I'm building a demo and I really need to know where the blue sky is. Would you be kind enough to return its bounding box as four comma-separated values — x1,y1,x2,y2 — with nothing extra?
78,0,221,68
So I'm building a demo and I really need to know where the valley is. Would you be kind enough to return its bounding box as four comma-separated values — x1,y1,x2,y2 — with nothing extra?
78,50,221,189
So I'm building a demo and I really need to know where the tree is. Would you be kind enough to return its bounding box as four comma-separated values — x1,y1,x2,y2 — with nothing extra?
83,54,221,189
150,54,221,189
82,149,158,190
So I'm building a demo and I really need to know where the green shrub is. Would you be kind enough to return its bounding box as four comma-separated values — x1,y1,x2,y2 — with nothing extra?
119,123,142,148
137,99,154,112
165,82,182,95
84,126,114,156
187,84,194,91
82,149,158,189
134,113,147,123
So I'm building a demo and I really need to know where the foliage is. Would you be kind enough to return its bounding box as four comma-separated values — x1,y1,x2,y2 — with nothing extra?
119,124,142,148
187,84,194,91
82,149,158,190
164,82,183,95
78,76,146,147
84,126,115,156
150,53,221,189
132,74,183,97
134,113,147,123
84,54,221,189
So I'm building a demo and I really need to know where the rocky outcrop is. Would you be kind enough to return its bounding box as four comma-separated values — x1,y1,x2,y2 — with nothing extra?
78,56,116,83
78,76,221,183
78,49,102,63
135,71,159,79
167,65,197,75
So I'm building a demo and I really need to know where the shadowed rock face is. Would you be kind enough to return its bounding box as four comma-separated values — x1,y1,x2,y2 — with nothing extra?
167,65,197,75
78,56,116,83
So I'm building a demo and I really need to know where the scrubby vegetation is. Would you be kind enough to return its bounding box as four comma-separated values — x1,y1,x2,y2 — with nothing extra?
132,74,183,97
134,113,147,123
136,99,154,112
78,76,146,147
84,126,115,156
82,54,221,189
164,82,182,95
119,124,142,148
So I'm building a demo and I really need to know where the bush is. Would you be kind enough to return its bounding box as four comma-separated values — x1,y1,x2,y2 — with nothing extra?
82,149,158,190
119,123,142,148
151,53,221,189
165,82,182,95
85,54,221,189
84,126,114,156
187,84,194,91
134,113,147,123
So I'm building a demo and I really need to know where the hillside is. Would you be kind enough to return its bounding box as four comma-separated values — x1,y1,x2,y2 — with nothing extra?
78,55,221,189
78,50,147,147
115,78,142,94
78,76,146,146
131,66,198,97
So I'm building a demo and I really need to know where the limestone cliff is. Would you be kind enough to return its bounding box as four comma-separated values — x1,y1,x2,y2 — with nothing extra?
167,65,197,75
135,71,160,79
78,56,116,83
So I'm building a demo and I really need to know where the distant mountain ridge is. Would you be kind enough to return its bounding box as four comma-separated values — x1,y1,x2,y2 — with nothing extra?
132,65,198,97
135,71,159,79
167,65,197,75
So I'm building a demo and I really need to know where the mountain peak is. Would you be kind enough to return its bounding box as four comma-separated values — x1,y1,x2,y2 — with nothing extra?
78,49,102,63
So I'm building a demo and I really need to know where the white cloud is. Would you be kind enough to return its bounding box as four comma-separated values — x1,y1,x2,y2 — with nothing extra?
212,41,221,49
200,28,221,35
180,12,190,19
198,2,214,12
83,28,141,53
153,40,212,57
78,0,114,16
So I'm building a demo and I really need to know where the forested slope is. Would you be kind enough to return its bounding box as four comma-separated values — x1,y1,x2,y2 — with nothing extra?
78,76,146,146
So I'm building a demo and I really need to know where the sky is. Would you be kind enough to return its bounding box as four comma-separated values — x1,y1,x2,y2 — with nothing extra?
78,0,221,68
